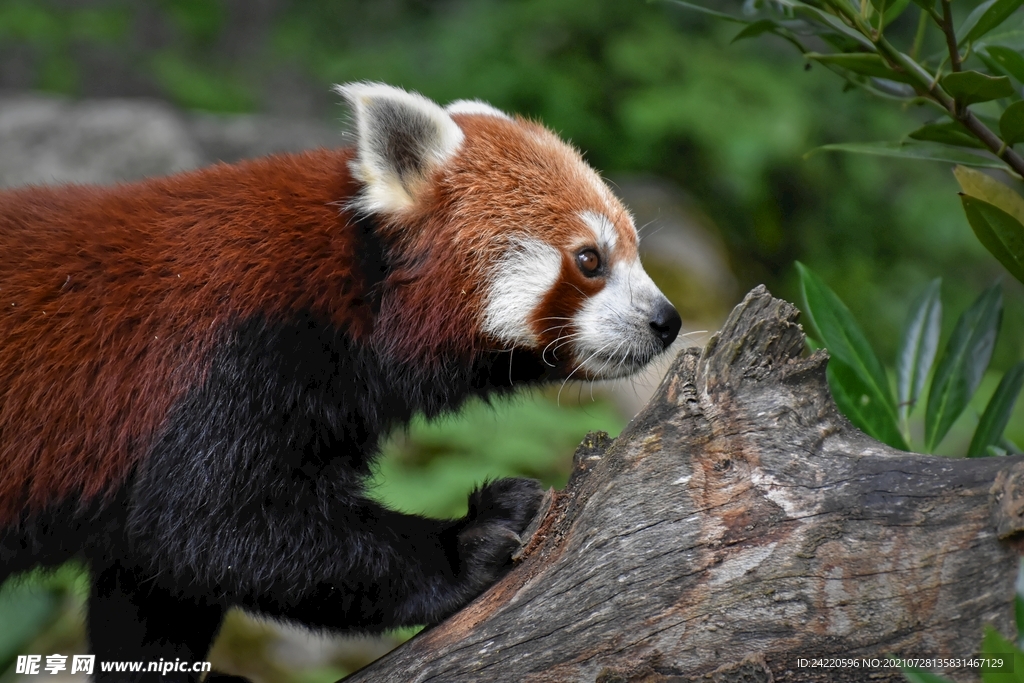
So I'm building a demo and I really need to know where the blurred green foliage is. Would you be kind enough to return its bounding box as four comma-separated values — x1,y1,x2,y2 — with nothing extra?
370,393,624,517
0,562,90,675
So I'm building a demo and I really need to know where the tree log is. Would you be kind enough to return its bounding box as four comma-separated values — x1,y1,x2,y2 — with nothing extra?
345,286,1024,683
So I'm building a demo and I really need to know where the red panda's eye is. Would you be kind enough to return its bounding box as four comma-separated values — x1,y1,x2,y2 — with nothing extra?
577,249,602,276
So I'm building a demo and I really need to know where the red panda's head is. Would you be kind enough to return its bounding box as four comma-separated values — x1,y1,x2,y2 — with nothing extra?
337,83,680,380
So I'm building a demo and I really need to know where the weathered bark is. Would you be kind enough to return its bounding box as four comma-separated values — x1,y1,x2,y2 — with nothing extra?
345,286,1024,683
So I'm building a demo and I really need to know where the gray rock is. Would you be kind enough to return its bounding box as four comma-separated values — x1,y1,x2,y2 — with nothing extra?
0,93,346,189
0,94,202,188
189,111,344,165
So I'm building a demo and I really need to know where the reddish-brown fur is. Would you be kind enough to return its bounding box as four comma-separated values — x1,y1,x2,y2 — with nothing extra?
0,150,381,525
0,113,637,526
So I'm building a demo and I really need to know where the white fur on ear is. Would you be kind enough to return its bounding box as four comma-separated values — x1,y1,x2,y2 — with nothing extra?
335,82,464,214
446,99,511,120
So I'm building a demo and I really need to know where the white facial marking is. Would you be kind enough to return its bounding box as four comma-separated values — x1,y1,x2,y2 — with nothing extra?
483,238,562,347
572,257,666,379
579,211,618,251
446,99,512,120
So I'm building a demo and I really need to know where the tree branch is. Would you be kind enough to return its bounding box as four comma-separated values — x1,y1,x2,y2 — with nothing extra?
940,0,963,73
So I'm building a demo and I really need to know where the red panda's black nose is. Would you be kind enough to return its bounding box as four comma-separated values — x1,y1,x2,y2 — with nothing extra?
650,300,682,350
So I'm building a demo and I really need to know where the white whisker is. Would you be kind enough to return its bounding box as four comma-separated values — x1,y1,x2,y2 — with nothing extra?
557,339,618,405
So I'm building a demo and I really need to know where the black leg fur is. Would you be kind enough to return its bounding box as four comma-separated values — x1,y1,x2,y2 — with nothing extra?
89,561,224,682
126,472,541,632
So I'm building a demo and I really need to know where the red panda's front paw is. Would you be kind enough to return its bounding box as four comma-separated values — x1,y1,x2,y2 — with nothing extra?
457,477,543,589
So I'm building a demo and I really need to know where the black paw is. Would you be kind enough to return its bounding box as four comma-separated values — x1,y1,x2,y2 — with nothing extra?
457,478,544,589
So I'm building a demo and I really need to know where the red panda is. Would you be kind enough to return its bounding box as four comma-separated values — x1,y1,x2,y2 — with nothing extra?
0,83,680,680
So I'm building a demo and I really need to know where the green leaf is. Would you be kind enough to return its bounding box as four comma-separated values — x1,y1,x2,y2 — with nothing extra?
925,283,1003,451
909,0,934,9
796,262,893,404
941,71,1015,105
960,196,1024,284
907,121,986,148
732,20,779,43
986,46,1024,84
902,668,957,683
808,141,1007,169
978,50,1012,79
954,165,1024,223
979,625,1023,682
950,167,1024,284
869,0,911,25
808,52,915,83
797,262,905,449
955,167,1024,282
960,0,1001,43
896,278,942,425
884,0,913,25
828,357,910,449
968,361,1024,456
963,0,1024,45
667,0,748,23
1002,100,1024,145
790,4,875,49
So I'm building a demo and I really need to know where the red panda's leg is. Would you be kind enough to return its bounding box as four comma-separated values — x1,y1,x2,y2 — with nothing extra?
127,469,542,631
87,559,224,682
236,477,544,629
128,450,544,634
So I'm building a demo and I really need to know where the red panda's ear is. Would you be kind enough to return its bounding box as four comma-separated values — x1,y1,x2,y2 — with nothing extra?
336,82,464,215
